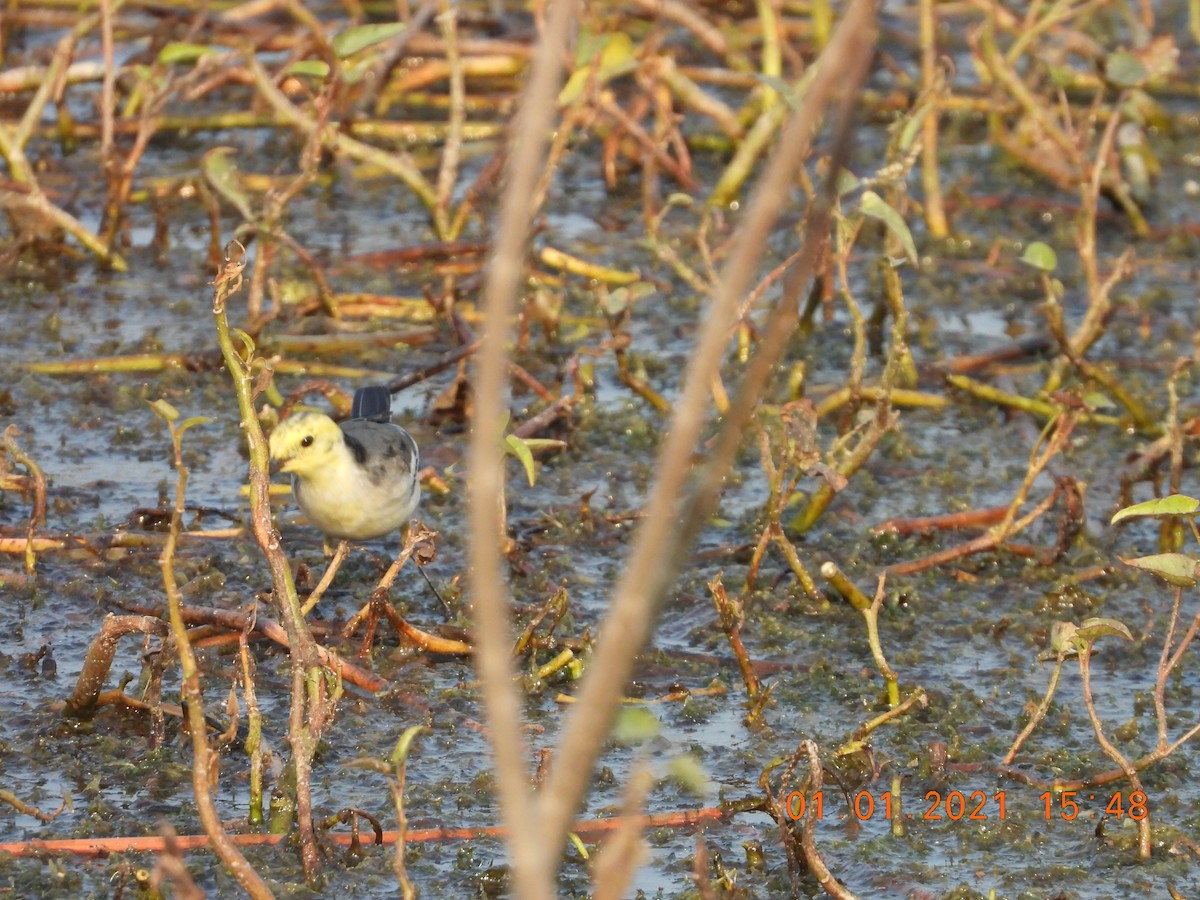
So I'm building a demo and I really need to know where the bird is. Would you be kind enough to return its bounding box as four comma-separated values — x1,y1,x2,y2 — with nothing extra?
267,386,420,544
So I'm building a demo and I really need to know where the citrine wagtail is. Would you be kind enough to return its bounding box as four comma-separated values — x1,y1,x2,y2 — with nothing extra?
268,386,420,543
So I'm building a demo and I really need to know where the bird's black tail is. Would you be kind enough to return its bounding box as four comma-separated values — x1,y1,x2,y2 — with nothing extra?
350,385,393,422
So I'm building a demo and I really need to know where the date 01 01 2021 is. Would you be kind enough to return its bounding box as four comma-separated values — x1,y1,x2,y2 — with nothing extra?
782,790,1150,822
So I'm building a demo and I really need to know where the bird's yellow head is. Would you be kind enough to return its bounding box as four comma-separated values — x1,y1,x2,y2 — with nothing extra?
268,412,344,479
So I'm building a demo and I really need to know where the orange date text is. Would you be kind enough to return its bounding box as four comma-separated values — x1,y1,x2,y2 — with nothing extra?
783,790,1008,821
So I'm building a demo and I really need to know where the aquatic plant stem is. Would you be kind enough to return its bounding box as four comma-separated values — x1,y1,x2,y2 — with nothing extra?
0,806,730,858
755,0,781,113
792,402,896,534
211,246,337,881
946,374,1126,431
708,574,762,699
386,726,428,899
159,410,273,898
1004,651,1067,765
1078,644,1151,859
1155,585,1200,750
466,0,580,896
1043,102,1136,394
238,634,266,828
801,741,859,899
1,426,46,576
341,523,434,641
627,0,743,67
539,0,877,863
64,615,169,717
821,564,902,707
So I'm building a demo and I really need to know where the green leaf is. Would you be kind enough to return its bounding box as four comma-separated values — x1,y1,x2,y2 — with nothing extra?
176,416,214,438
332,21,407,58
158,42,217,65
667,753,712,797
611,706,660,745
388,725,429,765
201,147,256,222
572,30,608,67
149,399,180,423
1044,63,1075,87
1104,50,1148,88
519,438,567,452
1019,241,1057,272
898,101,935,153
232,328,257,358
1049,620,1079,654
284,60,331,79
859,191,917,264
1082,391,1115,410
558,32,637,105
341,60,370,85
1076,617,1134,643
600,281,656,316
1111,494,1200,524
750,72,800,108
505,434,537,486
1119,553,1199,586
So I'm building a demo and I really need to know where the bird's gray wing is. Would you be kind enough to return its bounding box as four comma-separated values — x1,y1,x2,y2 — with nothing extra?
340,419,418,485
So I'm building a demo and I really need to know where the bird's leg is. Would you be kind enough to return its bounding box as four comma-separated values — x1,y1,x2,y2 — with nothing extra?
417,561,451,619
301,540,349,616
342,521,433,639
342,548,409,640
368,528,415,600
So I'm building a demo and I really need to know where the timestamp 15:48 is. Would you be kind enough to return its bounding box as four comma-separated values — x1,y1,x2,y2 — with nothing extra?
1040,790,1148,821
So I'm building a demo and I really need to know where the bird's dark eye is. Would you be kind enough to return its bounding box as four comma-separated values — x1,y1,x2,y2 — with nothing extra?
301,435,314,448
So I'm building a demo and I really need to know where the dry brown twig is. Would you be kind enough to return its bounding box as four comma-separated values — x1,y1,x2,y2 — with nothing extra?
801,741,859,900
0,788,65,824
0,12,127,268
590,765,654,900
1078,640,1152,859
1,425,47,576
64,614,169,717
888,412,1080,576
155,391,272,897
465,0,583,897
539,0,878,873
